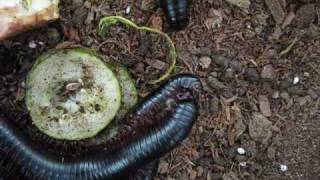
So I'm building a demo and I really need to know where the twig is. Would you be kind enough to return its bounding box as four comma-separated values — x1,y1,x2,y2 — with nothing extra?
279,37,298,57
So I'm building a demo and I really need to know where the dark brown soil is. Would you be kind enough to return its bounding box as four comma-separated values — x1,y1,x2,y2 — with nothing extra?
0,0,319,180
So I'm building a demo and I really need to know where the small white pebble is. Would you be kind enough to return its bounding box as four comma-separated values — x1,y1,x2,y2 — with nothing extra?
293,76,299,84
80,88,86,93
280,164,288,172
198,126,203,134
272,91,280,99
78,78,84,86
237,147,246,155
20,81,26,88
239,162,247,167
199,56,212,69
28,41,37,48
125,6,131,14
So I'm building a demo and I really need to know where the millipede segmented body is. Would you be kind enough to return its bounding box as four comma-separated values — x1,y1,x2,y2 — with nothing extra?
160,0,191,30
0,74,201,179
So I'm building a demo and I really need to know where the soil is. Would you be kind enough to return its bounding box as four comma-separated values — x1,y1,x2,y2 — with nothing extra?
0,0,319,180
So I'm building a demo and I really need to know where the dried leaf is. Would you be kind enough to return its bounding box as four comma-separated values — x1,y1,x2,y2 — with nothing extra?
55,41,76,49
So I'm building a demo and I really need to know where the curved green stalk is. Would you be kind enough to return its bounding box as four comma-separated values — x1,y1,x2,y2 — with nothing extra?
98,16,177,84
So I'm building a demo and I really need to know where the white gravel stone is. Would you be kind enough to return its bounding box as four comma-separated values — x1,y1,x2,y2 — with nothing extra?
280,164,288,172
237,147,246,155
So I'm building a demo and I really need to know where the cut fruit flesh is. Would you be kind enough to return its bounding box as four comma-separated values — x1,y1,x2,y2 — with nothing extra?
26,48,122,140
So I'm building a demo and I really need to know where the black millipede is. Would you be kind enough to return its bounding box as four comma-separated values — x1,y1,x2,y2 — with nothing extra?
0,74,202,180
159,0,191,31
1,73,202,156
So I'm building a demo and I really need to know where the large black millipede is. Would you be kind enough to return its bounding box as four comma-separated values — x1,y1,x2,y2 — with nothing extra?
160,0,191,31
0,74,202,180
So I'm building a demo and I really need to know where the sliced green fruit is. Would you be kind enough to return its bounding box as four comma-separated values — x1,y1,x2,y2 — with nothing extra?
83,62,138,145
112,64,138,120
26,48,121,140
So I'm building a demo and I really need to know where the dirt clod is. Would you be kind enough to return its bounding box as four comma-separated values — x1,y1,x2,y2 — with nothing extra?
245,68,260,82
207,76,227,90
295,4,316,28
249,112,272,143
45,28,61,45
230,60,243,73
211,54,230,68
261,64,275,80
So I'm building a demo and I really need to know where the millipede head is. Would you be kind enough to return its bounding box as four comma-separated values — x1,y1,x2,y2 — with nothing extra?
170,74,203,100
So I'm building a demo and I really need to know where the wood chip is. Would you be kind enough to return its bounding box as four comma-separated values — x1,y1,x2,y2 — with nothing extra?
69,27,81,42
65,82,82,91
259,95,272,117
279,37,298,57
55,41,77,49
145,59,169,70
225,0,250,13
265,0,286,24
150,14,163,31
0,0,59,41
158,160,169,174
281,11,295,29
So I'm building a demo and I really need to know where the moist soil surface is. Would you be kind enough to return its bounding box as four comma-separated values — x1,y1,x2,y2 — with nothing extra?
0,0,319,180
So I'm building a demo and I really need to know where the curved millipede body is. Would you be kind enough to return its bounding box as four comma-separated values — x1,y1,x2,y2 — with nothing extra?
160,0,191,31
0,74,202,179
